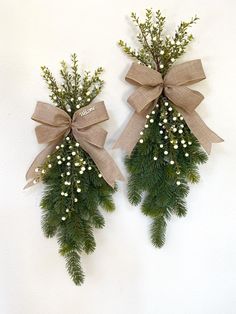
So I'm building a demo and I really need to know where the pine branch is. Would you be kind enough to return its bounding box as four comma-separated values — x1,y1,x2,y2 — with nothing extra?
151,216,167,247
65,250,84,285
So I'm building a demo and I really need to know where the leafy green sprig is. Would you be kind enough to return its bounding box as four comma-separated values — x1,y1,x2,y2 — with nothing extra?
41,54,104,114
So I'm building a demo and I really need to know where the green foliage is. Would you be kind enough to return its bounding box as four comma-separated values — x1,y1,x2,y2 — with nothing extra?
37,54,116,285
120,9,207,247
119,9,198,72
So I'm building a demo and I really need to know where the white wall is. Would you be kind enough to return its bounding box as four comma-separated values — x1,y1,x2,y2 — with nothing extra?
0,0,235,313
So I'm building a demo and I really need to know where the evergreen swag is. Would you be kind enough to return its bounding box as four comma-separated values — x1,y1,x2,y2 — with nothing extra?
119,9,209,247
32,54,116,285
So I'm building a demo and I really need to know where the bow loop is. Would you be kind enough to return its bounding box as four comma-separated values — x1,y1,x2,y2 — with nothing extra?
125,63,164,113
35,125,70,144
126,62,163,86
164,59,206,87
32,101,71,126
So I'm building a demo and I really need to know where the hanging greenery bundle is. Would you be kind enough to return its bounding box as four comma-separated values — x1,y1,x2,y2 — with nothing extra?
114,9,223,247
25,54,123,285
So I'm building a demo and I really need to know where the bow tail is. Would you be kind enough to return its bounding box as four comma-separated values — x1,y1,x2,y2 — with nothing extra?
78,139,124,187
24,137,63,189
179,109,224,154
113,104,153,155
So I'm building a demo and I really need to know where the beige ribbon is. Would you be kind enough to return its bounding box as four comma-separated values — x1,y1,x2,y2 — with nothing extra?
113,60,223,155
25,101,124,188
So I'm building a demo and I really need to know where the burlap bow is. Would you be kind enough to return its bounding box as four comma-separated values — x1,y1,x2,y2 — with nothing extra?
113,60,223,155
25,101,124,188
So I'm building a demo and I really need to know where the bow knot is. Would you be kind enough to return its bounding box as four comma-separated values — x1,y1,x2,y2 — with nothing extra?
25,101,124,189
113,59,223,155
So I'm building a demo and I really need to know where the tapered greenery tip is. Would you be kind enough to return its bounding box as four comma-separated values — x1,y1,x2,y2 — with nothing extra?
120,9,207,248
36,54,115,285
119,9,198,72
41,53,104,114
